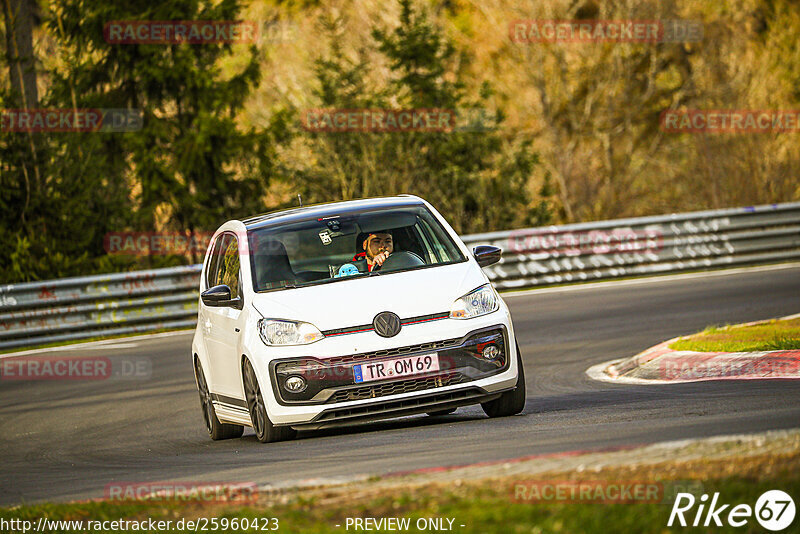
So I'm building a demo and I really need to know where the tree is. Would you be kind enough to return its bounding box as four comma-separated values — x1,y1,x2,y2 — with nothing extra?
0,0,283,282
2,0,42,222
49,0,279,253
293,0,547,234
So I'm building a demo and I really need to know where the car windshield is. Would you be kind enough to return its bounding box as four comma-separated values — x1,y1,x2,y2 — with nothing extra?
247,205,466,292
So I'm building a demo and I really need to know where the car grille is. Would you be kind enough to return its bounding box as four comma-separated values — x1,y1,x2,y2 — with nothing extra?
326,372,467,403
322,338,461,366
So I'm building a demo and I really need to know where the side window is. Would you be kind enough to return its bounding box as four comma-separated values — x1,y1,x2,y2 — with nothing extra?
216,234,241,299
411,224,437,263
205,235,224,288
418,219,450,262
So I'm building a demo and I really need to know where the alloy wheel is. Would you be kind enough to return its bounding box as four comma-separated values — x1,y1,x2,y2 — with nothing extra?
243,360,266,439
195,361,213,433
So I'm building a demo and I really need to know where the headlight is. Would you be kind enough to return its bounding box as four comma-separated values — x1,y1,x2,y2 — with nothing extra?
258,319,324,346
449,284,499,319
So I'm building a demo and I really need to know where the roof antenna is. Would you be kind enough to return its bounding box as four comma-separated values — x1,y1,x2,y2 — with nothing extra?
297,194,303,207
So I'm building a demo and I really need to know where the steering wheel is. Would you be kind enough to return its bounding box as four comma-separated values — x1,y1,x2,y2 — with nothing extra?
376,250,426,272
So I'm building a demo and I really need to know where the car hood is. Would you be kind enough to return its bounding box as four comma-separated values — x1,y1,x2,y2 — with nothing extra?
250,261,485,330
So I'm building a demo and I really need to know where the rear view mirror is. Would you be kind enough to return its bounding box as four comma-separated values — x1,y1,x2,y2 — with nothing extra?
358,211,417,232
473,245,501,267
201,285,241,308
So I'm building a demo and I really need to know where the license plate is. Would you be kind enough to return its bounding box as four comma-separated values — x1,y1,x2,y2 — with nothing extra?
353,353,439,383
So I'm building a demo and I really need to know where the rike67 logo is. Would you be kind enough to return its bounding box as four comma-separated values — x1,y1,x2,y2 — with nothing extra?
669,490,795,531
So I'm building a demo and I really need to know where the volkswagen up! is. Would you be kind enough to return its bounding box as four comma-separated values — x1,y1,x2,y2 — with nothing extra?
191,196,525,442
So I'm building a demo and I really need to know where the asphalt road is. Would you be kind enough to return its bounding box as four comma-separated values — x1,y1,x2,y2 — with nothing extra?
2,264,799,506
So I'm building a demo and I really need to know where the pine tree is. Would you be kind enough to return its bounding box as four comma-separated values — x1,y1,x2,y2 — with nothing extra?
0,0,282,281
294,0,547,234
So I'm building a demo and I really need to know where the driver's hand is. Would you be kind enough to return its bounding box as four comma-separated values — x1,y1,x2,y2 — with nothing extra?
374,251,391,266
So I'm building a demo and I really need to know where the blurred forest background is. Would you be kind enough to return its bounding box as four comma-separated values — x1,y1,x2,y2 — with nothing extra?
2,0,799,283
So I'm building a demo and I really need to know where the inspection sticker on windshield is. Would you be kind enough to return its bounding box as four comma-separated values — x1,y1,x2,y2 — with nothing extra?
353,353,439,383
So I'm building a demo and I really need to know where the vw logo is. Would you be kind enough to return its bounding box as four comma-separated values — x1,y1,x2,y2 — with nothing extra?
373,311,401,338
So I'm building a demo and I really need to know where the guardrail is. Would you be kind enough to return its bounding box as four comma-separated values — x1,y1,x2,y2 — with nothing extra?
462,201,800,290
0,266,201,350
1,202,799,350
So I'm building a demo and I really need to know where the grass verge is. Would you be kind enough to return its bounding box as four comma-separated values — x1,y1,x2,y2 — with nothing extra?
2,450,798,533
669,317,800,352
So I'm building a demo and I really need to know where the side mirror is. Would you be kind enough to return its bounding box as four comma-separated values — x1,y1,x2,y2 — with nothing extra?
473,245,502,267
201,284,242,308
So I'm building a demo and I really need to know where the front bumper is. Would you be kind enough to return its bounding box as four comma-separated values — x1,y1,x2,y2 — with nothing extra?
249,309,520,426
269,325,509,405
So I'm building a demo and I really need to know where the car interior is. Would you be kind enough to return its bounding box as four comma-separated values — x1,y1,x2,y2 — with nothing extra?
251,211,440,291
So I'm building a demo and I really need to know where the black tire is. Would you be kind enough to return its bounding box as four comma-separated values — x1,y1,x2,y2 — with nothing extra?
481,342,526,418
243,358,297,443
427,408,457,416
194,358,244,441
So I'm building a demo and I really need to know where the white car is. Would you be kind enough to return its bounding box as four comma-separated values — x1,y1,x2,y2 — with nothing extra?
191,195,525,442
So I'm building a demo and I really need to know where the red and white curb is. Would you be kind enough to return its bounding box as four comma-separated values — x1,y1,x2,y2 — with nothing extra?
587,320,800,385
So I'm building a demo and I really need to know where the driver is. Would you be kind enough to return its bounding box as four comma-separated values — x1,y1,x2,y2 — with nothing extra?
354,232,393,272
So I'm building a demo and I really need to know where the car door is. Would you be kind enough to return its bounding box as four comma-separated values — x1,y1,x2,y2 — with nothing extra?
204,232,245,399
198,233,222,382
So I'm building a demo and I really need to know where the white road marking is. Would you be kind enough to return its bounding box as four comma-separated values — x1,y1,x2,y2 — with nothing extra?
79,342,141,350
585,359,635,384
0,330,194,359
585,358,719,385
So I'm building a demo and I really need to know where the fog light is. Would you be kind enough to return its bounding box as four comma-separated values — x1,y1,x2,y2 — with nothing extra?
284,375,306,393
482,344,500,360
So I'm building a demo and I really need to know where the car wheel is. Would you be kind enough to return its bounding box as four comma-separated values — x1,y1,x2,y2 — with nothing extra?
243,358,297,443
194,358,244,440
427,408,457,416
481,342,526,418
